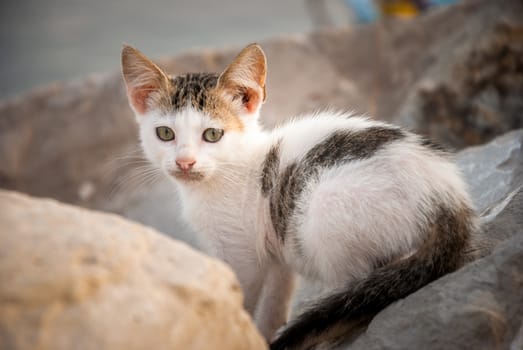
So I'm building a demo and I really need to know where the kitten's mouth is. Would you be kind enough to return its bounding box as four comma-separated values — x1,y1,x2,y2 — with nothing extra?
171,170,205,182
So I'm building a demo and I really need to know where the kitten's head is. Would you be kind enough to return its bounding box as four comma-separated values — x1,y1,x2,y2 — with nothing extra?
121,44,266,184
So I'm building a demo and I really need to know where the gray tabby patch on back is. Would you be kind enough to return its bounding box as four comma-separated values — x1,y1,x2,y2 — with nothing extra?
420,137,449,154
263,126,406,241
261,140,282,195
170,73,219,111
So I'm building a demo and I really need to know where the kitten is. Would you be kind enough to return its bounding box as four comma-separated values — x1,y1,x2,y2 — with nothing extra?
121,43,477,349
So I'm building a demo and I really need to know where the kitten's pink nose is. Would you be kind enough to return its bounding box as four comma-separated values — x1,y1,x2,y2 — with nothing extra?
176,158,196,171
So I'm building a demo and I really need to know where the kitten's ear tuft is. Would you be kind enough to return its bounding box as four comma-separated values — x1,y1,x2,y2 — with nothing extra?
217,43,267,116
121,45,171,115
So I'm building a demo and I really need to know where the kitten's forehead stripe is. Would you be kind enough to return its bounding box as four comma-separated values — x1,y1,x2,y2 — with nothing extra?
168,72,243,131
170,73,219,111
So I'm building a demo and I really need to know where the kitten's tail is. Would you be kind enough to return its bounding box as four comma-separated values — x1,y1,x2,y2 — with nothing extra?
270,205,474,350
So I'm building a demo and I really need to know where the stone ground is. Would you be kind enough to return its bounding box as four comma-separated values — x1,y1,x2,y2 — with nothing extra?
0,0,334,99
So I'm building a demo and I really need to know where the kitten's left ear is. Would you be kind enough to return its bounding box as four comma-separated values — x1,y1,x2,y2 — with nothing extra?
217,43,267,116
121,44,172,116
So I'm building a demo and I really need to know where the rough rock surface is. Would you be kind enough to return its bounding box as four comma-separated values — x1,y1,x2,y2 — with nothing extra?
0,190,266,350
458,130,523,215
457,129,523,248
394,4,523,148
1,0,522,223
344,232,523,350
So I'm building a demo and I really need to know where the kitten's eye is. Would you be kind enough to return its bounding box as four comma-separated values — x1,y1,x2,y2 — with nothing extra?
156,126,175,141
202,128,224,143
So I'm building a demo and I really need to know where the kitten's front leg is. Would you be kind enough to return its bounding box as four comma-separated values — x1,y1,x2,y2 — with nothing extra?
255,263,295,341
224,255,269,316
241,267,267,316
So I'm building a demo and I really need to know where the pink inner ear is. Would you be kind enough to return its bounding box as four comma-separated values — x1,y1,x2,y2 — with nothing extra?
243,88,261,114
129,85,156,114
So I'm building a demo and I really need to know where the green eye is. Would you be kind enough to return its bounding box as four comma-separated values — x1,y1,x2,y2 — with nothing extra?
156,126,175,141
202,128,224,143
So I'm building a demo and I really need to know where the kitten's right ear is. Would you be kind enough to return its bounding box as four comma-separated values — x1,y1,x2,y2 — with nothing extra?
121,45,171,116
217,44,267,117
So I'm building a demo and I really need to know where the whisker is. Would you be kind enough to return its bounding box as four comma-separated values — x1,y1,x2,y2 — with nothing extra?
106,162,165,202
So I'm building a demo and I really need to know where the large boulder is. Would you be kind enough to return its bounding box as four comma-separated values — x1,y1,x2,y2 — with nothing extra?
457,130,523,215
394,2,523,149
345,232,523,350
0,190,266,350
457,129,523,248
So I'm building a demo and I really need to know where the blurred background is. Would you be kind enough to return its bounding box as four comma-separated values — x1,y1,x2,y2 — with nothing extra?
0,0,456,99
0,0,313,98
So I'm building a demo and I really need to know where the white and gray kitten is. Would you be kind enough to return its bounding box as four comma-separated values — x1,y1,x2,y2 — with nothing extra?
121,44,477,350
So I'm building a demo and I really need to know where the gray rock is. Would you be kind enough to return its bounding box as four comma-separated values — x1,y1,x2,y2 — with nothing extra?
457,129,523,215
481,188,523,249
393,1,523,149
345,232,523,350
457,129,523,251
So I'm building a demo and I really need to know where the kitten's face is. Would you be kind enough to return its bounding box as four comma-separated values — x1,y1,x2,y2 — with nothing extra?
139,96,249,183
121,44,267,184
